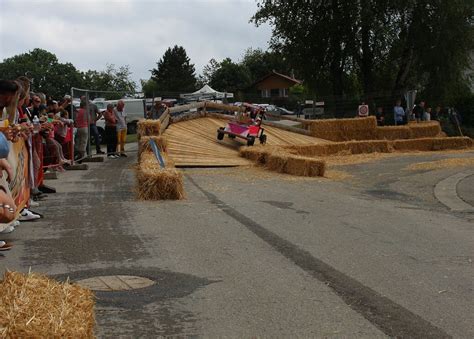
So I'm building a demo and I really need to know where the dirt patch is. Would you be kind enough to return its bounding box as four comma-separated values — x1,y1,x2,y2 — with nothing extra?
406,157,474,171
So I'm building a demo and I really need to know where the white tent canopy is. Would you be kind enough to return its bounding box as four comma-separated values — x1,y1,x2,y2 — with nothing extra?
180,85,234,101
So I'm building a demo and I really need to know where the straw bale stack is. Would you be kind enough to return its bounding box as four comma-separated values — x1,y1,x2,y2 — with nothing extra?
408,122,442,138
375,126,412,140
137,119,161,138
266,152,326,177
239,146,274,164
136,153,184,200
306,116,377,141
285,156,326,177
376,122,442,140
393,137,472,152
138,136,168,162
0,271,95,338
240,146,326,177
282,140,392,157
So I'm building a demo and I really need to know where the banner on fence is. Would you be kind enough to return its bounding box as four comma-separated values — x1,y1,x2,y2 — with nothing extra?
8,138,30,215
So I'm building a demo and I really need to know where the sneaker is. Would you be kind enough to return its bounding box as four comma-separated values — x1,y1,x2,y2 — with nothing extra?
96,150,105,155
120,153,128,157
19,208,41,221
0,225,14,234
0,241,12,251
107,154,116,159
11,221,20,227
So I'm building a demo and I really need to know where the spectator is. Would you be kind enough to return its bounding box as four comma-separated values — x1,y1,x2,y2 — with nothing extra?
59,95,75,116
75,101,89,161
0,80,18,112
148,100,167,120
29,95,45,120
413,100,425,122
424,107,432,121
89,101,104,155
296,102,303,119
103,104,118,158
393,99,406,125
375,107,385,126
432,106,441,121
16,76,31,124
55,111,73,160
115,100,127,157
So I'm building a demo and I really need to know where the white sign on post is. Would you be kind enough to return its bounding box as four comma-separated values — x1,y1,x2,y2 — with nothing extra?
358,105,369,117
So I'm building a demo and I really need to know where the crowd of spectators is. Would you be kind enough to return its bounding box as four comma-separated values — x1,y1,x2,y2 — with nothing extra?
0,77,130,252
365,99,461,128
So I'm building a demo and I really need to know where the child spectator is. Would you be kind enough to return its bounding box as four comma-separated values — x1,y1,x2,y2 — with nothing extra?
424,107,432,121
375,107,385,126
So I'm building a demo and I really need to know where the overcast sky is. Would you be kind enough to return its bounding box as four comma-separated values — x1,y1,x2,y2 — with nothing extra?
0,0,272,85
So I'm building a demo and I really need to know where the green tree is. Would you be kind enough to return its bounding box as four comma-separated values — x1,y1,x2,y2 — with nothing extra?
208,58,251,93
141,78,160,98
253,0,474,106
0,48,83,98
82,64,137,98
241,48,291,83
150,46,197,93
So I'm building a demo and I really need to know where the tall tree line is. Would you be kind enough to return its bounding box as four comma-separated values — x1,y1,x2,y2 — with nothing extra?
253,0,474,105
0,48,137,98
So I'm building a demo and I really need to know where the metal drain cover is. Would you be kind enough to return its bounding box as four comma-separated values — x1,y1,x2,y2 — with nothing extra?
76,275,155,291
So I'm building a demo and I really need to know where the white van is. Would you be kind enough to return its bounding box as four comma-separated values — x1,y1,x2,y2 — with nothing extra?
95,98,146,136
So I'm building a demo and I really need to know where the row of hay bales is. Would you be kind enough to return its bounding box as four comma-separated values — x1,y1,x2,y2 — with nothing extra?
136,120,185,200
302,116,444,141
281,137,473,157
240,147,326,177
0,271,95,338
240,136,472,177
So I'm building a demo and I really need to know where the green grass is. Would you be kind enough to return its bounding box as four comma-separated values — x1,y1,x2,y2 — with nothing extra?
126,133,138,144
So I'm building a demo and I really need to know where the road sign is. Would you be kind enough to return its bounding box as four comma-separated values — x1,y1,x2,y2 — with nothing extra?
358,105,369,117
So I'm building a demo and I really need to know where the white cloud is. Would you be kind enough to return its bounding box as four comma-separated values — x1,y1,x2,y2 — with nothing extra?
0,0,272,85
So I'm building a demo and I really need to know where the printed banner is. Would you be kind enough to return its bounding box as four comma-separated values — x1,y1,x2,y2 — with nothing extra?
8,138,30,215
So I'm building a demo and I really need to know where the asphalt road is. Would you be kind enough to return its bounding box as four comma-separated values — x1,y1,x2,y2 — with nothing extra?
1,147,473,337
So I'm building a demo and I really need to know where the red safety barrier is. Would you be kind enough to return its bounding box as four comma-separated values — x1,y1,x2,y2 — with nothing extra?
41,125,74,171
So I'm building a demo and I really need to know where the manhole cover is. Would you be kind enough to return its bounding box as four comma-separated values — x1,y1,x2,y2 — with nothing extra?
76,275,155,291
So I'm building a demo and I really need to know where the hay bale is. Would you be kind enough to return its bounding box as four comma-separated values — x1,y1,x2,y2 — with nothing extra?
392,137,472,152
376,126,412,140
376,122,442,140
140,152,175,169
239,147,325,177
136,157,184,200
137,119,161,137
285,156,326,177
432,137,473,150
346,140,393,154
138,136,168,161
307,116,377,141
0,271,95,338
266,152,289,172
409,122,442,138
283,140,392,157
239,146,273,164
